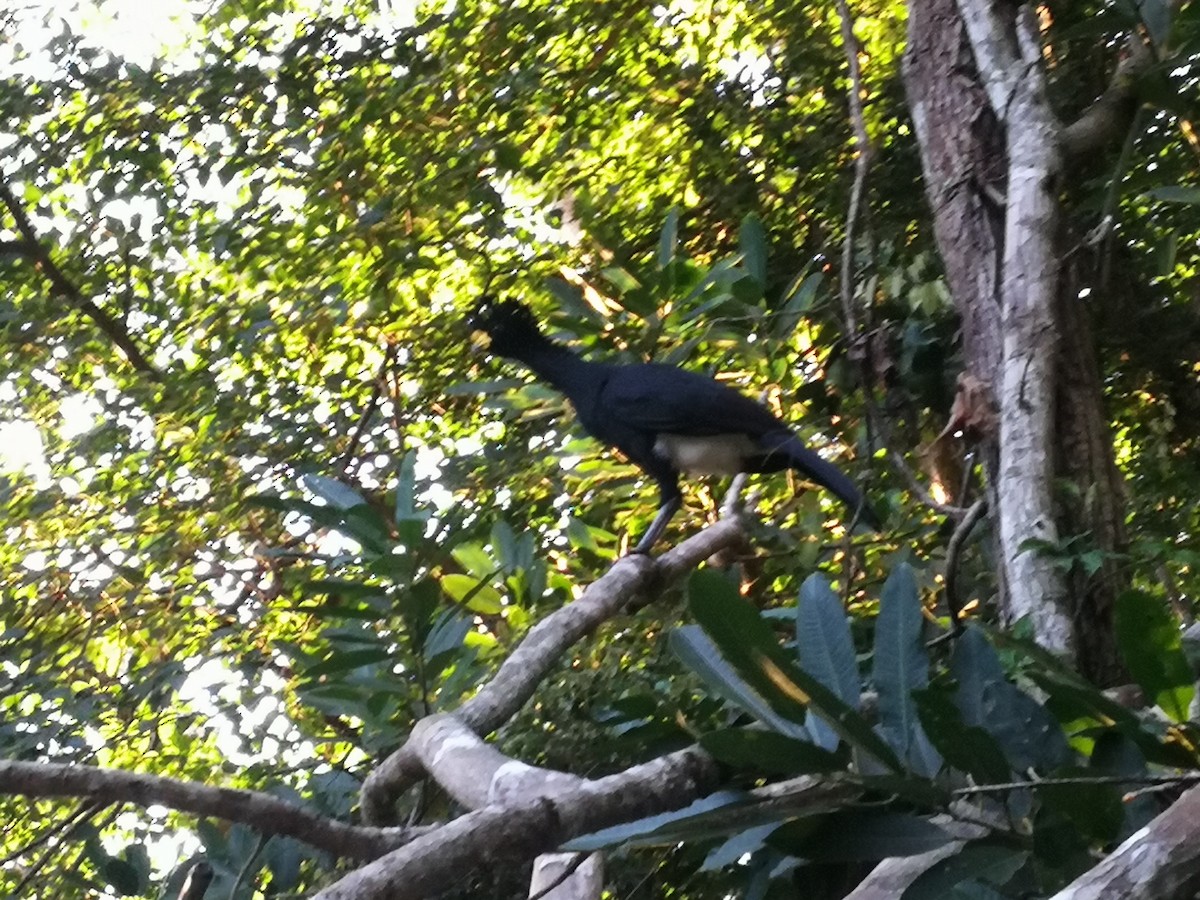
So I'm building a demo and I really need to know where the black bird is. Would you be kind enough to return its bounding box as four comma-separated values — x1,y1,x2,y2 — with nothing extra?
469,297,879,553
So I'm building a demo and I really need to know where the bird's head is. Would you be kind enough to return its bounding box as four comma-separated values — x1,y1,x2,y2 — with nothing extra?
467,296,544,357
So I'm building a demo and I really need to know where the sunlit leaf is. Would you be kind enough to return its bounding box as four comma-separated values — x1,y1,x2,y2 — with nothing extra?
1114,590,1194,722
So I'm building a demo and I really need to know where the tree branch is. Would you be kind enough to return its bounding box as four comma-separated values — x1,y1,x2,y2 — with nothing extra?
319,747,719,900
360,514,750,823
323,722,855,900
944,495,989,630
1061,35,1153,157
1050,784,1200,899
0,178,162,378
0,760,426,861
954,0,1074,655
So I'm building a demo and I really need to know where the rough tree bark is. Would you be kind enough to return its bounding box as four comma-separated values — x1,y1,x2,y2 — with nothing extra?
902,0,1130,683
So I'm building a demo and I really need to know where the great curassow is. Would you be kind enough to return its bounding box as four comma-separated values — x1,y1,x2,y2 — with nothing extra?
468,297,880,553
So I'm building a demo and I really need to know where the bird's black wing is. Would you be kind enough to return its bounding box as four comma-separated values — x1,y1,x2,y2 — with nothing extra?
598,363,786,437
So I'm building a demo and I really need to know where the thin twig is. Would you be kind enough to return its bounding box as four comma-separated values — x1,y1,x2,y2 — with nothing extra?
338,342,400,476
0,799,102,866
10,802,117,897
953,772,1200,797
943,496,989,631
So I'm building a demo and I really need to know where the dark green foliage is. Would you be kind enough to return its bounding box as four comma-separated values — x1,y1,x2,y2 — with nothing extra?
1,0,1197,896
662,564,1188,896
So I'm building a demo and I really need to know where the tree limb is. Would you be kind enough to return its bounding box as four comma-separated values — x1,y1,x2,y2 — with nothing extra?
0,760,425,861
318,747,719,900
360,514,750,823
0,178,162,378
1050,784,1200,899
955,0,1074,655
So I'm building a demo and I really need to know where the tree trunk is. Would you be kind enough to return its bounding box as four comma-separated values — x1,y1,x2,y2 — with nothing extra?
1056,263,1130,685
902,0,1129,683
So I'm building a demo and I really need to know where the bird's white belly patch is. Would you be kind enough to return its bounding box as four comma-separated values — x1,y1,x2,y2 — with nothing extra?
654,433,757,475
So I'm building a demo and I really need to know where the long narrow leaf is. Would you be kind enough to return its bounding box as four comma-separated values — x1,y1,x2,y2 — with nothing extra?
952,627,1070,772
874,563,941,775
657,208,680,269
671,626,809,740
797,574,860,751
739,213,768,286
688,571,900,771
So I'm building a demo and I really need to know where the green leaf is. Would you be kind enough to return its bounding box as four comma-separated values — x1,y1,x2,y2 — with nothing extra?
247,495,391,554
914,685,1010,784
739,213,768,286
902,841,1029,899
565,516,598,551
341,506,394,555
1039,767,1124,844
424,610,472,665
679,255,740,307
300,473,367,509
657,207,680,269
795,573,859,751
563,791,753,851
874,563,941,775
1114,590,1194,722
770,811,951,862
670,625,810,740
451,542,494,578
490,520,518,568
951,627,1069,772
393,453,427,544
601,265,641,295
102,857,143,896
1029,668,1197,768
1139,0,1173,47
302,647,393,679
1145,185,1200,205
441,572,503,614
772,271,822,339
701,823,780,872
265,837,304,891
401,578,442,649
700,727,847,775
688,570,900,771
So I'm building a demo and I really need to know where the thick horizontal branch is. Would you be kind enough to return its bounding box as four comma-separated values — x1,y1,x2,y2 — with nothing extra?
0,760,424,861
324,722,857,900
360,514,749,823
0,179,162,378
1050,784,1200,899
409,713,586,809
318,746,721,900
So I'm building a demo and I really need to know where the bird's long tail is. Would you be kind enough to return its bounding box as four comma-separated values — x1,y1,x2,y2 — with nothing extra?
767,434,881,530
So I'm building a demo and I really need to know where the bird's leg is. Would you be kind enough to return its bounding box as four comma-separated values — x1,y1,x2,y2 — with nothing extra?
631,489,682,555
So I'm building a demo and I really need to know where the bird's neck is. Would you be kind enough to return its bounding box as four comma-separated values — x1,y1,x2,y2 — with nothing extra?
507,335,603,400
